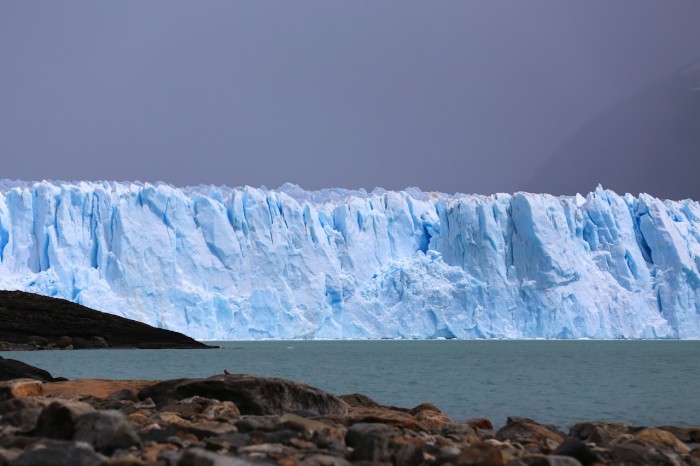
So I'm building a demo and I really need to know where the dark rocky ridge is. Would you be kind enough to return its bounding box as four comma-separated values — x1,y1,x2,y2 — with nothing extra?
0,290,212,350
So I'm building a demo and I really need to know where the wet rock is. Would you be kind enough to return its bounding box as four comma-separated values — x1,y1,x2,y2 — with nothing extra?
0,379,43,401
32,399,95,439
569,421,631,446
73,410,142,454
0,359,55,383
10,439,105,466
551,437,599,466
496,417,565,453
456,442,505,465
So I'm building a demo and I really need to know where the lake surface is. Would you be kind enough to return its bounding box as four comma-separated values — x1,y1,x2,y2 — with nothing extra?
6,340,700,429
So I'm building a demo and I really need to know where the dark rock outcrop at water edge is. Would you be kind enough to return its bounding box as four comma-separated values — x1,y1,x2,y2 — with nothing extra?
0,290,213,350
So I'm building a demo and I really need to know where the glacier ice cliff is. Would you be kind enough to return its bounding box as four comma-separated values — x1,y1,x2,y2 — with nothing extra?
0,180,698,340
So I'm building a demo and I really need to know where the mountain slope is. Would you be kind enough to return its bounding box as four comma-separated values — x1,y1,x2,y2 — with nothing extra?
524,60,700,200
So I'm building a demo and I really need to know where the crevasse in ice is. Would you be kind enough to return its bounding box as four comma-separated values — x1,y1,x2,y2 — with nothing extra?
0,180,697,339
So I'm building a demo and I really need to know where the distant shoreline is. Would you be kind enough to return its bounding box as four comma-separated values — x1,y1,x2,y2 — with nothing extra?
0,290,213,351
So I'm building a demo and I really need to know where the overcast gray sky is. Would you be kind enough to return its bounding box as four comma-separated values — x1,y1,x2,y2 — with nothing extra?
1,1,699,195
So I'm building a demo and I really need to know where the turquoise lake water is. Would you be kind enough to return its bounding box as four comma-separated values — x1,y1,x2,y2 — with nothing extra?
6,340,699,429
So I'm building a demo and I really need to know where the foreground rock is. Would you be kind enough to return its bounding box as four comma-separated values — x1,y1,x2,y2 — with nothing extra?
0,358,62,382
138,374,349,416
0,372,696,465
0,290,213,350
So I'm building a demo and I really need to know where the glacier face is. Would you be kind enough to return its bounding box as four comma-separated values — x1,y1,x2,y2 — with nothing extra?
0,180,698,340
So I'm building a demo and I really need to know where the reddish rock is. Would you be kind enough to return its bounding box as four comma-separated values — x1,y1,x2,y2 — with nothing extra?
495,417,565,453
339,393,380,408
0,378,43,400
656,425,700,443
457,442,505,466
630,428,690,454
347,406,424,431
466,418,494,430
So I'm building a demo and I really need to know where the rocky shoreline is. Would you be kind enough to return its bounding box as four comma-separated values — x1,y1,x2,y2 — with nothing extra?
0,361,696,465
0,291,213,350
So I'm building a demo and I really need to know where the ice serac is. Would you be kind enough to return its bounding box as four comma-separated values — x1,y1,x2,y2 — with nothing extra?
0,181,698,340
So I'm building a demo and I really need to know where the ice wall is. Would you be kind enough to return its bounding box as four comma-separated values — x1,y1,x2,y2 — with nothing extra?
0,181,697,339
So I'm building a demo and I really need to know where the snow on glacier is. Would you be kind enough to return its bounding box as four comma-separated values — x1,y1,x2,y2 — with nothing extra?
0,180,698,340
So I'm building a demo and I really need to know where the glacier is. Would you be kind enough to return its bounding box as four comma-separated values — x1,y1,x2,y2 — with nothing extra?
0,180,698,340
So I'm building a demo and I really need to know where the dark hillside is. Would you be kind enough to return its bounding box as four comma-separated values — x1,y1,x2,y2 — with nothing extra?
0,290,212,350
